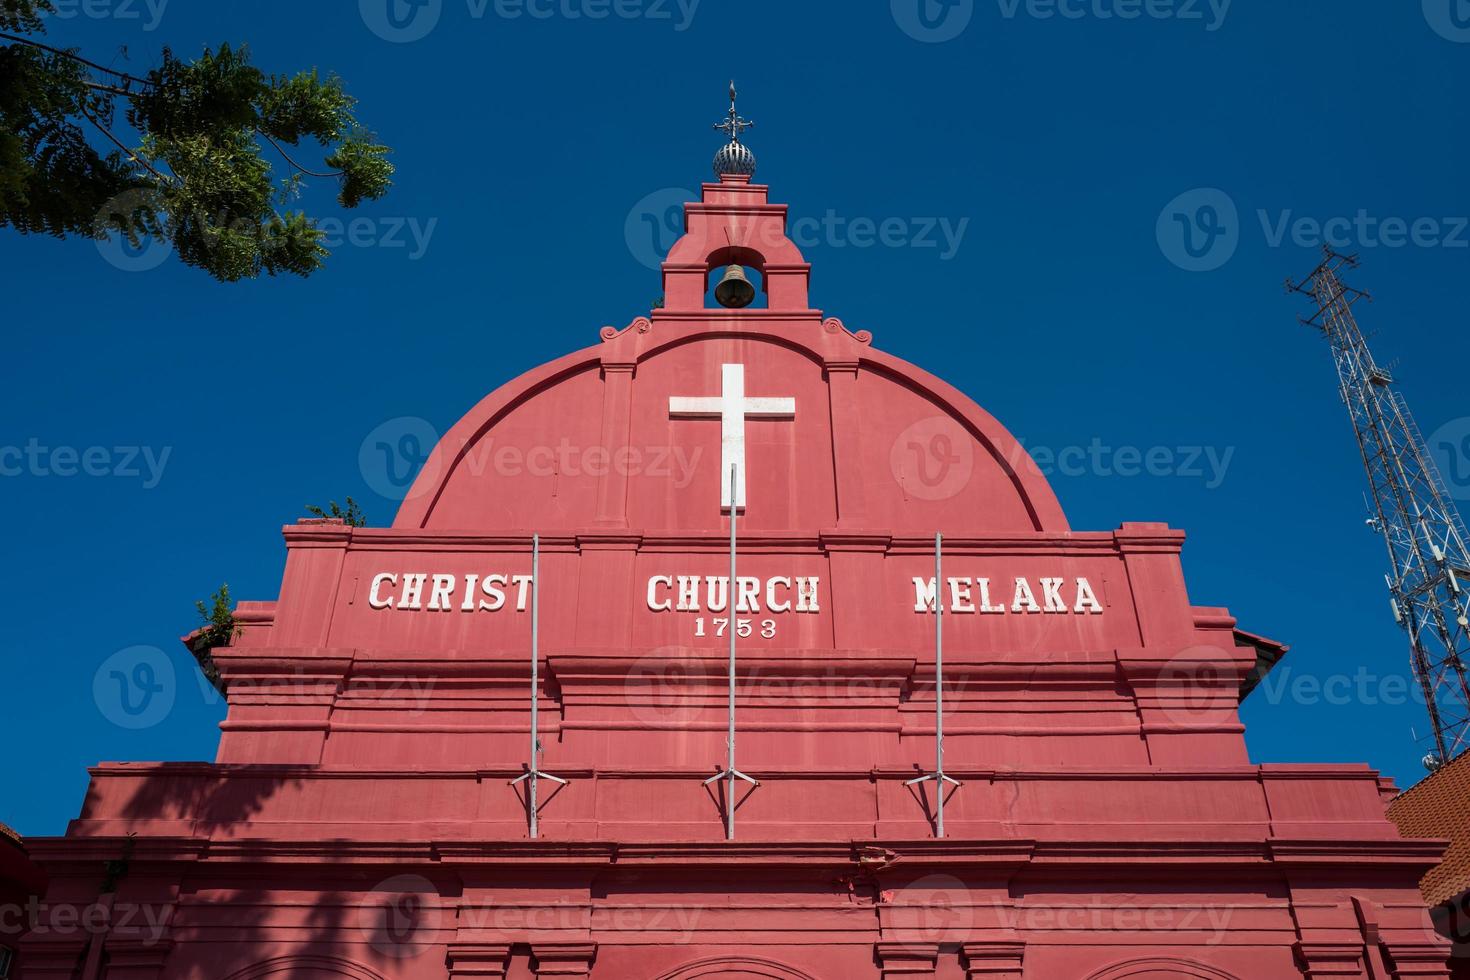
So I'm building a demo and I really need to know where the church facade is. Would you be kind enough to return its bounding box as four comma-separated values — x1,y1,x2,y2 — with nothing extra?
20,122,1455,979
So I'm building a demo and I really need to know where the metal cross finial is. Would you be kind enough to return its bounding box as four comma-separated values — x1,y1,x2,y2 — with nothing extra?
714,79,754,144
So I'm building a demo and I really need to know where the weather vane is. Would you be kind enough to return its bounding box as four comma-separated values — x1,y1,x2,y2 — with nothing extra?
714,80,754,144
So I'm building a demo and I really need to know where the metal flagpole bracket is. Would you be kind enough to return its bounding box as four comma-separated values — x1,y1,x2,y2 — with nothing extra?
704,464,759,840
510,533,567,839
905,531,961,838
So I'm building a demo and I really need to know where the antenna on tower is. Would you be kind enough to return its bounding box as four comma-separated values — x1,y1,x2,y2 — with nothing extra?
1289,247,1470,769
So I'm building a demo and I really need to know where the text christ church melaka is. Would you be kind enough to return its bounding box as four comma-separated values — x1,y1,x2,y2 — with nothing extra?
25,91,1453,980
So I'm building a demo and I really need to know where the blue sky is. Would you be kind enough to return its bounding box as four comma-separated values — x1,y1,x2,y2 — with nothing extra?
4,0,1470,835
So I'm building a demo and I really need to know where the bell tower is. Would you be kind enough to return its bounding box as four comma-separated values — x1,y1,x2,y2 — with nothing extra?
660,82,813,313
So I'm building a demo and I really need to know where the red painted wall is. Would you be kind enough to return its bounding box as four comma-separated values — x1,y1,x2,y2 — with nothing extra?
21,175,1454,980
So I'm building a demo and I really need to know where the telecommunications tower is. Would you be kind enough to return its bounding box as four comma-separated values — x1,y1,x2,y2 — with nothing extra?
1289,248,1470,769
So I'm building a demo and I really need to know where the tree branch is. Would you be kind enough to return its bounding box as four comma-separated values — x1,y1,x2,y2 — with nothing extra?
262,133,343,179
84,80,137,98
0,31,154,88
78,105,174,187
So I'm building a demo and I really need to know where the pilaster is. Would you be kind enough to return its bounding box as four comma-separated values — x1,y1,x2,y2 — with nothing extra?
447,942,512,979
875,941,939,979
961,941,1025,979
531,941,596,978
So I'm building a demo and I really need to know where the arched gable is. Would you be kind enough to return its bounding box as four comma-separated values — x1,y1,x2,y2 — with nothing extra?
653,955,821,980
1086,957,1242,980
219,954,388,980
392,320,1068,535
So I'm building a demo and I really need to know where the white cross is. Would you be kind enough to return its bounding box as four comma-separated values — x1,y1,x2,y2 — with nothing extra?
670,363,796,512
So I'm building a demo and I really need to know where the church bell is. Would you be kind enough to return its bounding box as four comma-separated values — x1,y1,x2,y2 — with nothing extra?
713,264,756,309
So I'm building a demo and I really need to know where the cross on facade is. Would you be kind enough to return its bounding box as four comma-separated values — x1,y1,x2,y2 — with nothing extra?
670,363,796,512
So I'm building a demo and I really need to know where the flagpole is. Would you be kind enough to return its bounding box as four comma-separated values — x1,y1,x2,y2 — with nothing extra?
727,463,738,838
906,531,960,837
704,463,758,839
934,531,946,838
510,533,566,838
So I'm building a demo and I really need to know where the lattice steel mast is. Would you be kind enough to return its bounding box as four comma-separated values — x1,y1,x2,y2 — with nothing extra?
1289,248,1470,767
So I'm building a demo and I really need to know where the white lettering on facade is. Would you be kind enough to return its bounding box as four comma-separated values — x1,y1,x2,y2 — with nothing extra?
641,575,822,614
911,576,1104,616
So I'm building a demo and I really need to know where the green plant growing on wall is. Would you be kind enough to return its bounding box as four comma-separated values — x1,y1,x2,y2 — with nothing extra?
306,496,366,526
191,583,237,693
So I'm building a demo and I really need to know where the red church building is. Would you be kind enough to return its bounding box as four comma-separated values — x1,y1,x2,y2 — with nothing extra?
19,102,1456,979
